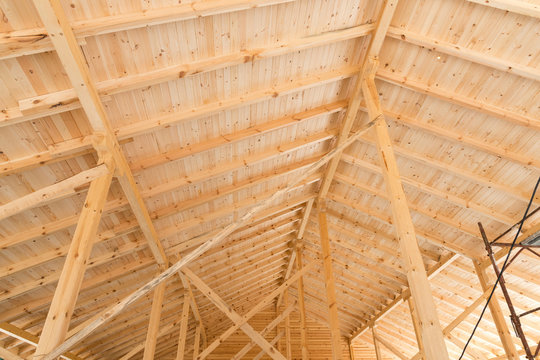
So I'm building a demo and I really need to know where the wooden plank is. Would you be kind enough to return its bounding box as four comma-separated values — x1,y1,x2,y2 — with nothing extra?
296,244,310,360
373,332,408,360
283,290,292,360
253,331,285,360
39,119,374,360
473,262,519,360
182,268,286,360
317,202,343,360
32,169,113,360
0,164,108,221
195,260,317,360
362,58,450,360
175,295,191,360
317,0,399,199
466,0,540,18
143,281,167,360
0,0,296,60
386,27,540,82
231,302,296,360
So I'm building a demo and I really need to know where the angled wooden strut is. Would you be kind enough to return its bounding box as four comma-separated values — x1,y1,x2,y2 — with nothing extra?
296,243,310,360
361,57,450,360
175,294,191,360
32,165,114,360
182,267,286,360
143,281,167,360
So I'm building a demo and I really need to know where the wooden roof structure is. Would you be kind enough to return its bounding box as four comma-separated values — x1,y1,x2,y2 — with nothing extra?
0,0,539,359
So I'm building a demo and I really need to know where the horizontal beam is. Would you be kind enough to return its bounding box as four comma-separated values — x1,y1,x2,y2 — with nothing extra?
466,0,540,18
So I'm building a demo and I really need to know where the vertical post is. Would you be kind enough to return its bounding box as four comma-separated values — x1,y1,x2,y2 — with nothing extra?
175,295,191,360
362,58,450,360
407,297,424,359
284,290,292,360
317,200,343,360
371,327,382,360
192,325,201,360
143,281,167,360
296,244,310,360
473,261,520,359
33,168,114,360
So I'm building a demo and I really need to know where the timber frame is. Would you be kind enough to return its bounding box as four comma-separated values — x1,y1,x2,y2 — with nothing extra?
0,0,539,359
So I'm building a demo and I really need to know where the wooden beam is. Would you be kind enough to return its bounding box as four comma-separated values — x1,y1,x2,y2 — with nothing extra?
143,281,167,360
39,119,374,360
317,0,398,200
317,202,343,360
0,164,108,221
0,346,25,360
283,290,292,360
0,322,82,360
362,57,450,360
373,332,408,360
196,261,317,360
371,327,383,360
473,262,519,360
0,0,296,60
386,27,540,82
192,326,201,360
181,268,286,360
466,0,540,18
175,295,191,360
232,302,296,360
253,331,285,360
32,168,113,360
296,244,310,360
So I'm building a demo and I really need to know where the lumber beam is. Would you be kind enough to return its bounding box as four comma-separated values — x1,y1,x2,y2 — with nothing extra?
32,167,113,360
473,262,519,360
317,0,399,200
143,281,167,360
466,0,540,18
283,290,292,360
276,198,314,308
253,331,285,360
0,322,82,360
38,118,374,360
317,201,343,360
296,244,310,360
31,0,168,268
192,326,201,360
0,0,291,60
195,261,317,360
181,268,286,360
370,327,383,360
0,345,24,360
175,295,191,360
408,297,424,359
232,302,296,360
362,57,450,360
0,164,108,221
386,27,540,82
373,330,407,360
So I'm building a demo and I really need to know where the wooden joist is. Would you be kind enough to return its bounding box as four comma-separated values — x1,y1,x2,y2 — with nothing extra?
296,244,310,360
466,0,540,18
142,281,167,360
174,295,191,360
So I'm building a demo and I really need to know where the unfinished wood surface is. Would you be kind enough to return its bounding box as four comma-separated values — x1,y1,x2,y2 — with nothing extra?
1,0,539,359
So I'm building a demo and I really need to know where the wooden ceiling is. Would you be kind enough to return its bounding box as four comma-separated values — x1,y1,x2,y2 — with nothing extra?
0,0,539,359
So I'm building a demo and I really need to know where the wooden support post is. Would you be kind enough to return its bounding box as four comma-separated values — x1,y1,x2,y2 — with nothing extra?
408,296,424,359
373,331,408,360
362,58,450,360
283,290,292,360
348,339,357,360
182,268,286,360
32,169,113,360
296,244,310,360
192,325,201,360
473,262,520,360
253,331,285,360
175,295,191,360
371,327,382,360
317,201,343,360
143,281,167,360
